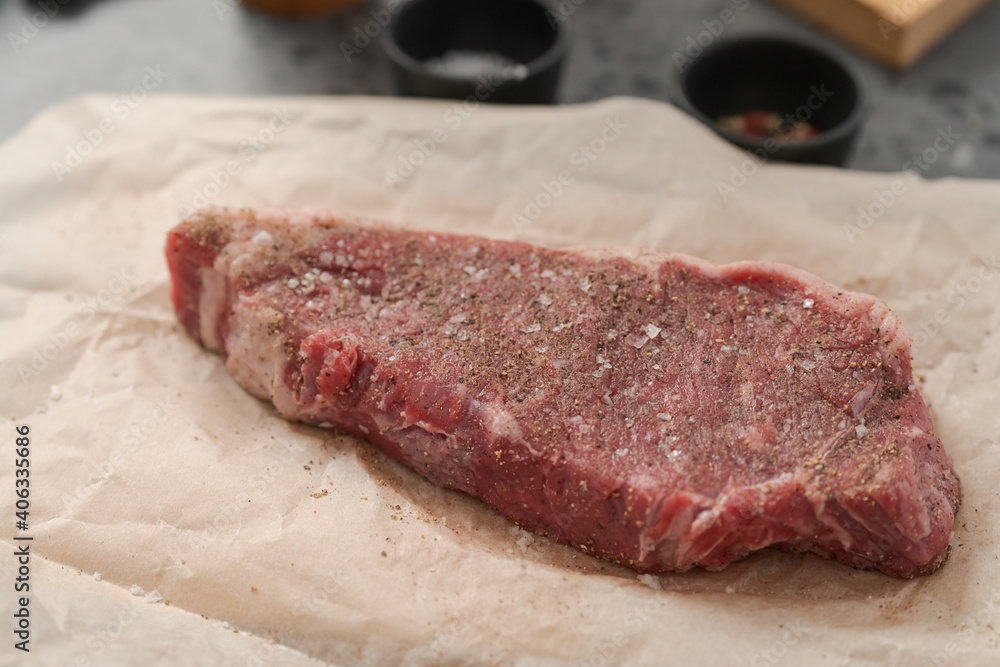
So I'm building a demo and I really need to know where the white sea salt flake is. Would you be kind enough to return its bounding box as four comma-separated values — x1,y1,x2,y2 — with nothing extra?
93,572,101,582
803,298,815,309
856,423,869,439
287,278,299,289
644,324,662,340
319,251,333,266
50,385,61,401
637,574,661,590
251,230,273,245
522,323,541,334
145,590,163,603
626,332,649,349
657,413,672,421
449,313,467,324
615,448,629,457
516,531,535,553
539,294,553,306
581,278,592,292
725,585,735,594
737,286,750,295
541,269,556,279
130,585,144,596
510,263,521,275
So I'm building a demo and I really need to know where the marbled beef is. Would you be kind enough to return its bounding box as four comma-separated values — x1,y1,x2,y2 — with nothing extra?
166,207,961,578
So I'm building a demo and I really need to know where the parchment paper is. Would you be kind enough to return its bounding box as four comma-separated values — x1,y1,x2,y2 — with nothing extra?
1,94,999,667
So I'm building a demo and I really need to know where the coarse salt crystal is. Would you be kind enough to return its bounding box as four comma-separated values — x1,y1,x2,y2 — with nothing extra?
657,413,672,421
803,298,815,309
720,345,734,353
637,574,661,590
615,448,629,457
449,313,467,324
644,324,662,340
50,385,61,401
463,266,476,275
129,584,144,596
535,346,547,353
855,424,869,439
287,278,299,289
541,269,556,279
456,329,469,342
145,590,163,603
251,230,273,245
319,251,333,266
522,323,541,334
93,572,101,581
510,263,521,275
737,286,750,295
607,330,618,340
653,364,661,370
725,585,735,594
581,279,592,292
539,294,553,307
625,332,649,349
428,235,437,242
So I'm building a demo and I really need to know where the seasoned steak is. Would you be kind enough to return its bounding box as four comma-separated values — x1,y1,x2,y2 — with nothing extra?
166,207,961,578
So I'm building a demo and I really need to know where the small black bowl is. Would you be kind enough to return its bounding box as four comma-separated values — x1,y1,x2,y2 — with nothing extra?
672,35,867,166
382,0,570,105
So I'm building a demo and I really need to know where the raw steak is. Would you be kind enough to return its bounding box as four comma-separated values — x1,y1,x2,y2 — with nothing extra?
166,207,961,578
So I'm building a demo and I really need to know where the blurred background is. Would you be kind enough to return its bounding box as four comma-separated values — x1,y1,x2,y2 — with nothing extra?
2,0,999,177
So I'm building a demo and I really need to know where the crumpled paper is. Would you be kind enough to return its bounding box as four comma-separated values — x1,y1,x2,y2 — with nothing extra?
1,93,998,667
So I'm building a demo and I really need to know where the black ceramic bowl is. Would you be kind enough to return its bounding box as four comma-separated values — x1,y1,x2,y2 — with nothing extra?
672,35,867,166
382,0,570,104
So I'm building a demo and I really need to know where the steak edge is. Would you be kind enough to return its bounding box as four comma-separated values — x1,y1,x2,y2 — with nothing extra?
166,207,961,578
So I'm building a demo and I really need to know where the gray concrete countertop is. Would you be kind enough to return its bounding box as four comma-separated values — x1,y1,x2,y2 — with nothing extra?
2,0,999,178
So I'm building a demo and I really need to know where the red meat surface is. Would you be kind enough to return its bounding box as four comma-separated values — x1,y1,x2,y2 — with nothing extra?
166,207,961,578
